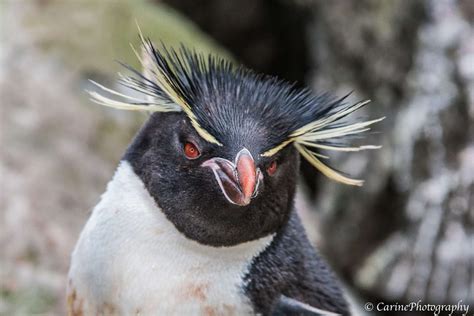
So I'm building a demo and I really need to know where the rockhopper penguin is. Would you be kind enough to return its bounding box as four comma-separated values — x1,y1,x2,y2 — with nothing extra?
67,31,383,315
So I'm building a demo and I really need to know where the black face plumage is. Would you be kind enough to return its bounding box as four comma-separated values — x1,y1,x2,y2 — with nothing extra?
88,32,382,245
124,112,299,246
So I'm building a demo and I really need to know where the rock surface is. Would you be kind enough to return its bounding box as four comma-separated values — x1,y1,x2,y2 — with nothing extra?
308,0,474,306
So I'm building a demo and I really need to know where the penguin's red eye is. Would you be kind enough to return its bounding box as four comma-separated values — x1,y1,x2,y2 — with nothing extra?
267,160,278,176
184,142,201,159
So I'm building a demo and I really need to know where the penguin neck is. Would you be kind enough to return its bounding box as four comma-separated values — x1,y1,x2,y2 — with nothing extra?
99,160,275,260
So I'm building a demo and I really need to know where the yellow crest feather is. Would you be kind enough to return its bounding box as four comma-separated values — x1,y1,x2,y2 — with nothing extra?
263,100,384,186
87,23,222,146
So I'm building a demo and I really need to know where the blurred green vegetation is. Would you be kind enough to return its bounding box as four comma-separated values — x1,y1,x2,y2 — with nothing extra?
22,0,232,74
1,287,56,316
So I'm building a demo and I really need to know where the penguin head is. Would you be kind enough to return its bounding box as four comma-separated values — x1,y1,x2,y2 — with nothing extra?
89,38,382,246
124,104,300,247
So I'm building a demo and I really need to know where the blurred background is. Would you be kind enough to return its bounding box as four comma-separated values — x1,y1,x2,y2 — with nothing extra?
1,0,473,315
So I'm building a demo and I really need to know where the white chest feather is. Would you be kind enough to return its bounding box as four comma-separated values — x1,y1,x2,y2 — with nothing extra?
68,161,274,315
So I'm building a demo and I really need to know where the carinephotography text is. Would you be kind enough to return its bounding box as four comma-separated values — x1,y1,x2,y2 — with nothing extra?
364,300,470,315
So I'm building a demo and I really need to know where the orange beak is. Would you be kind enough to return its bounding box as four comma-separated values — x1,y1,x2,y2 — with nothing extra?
202,148,261,206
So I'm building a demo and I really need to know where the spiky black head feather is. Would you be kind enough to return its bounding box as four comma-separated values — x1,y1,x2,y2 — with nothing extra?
147,45,346,155
90,38,382,185
88,33,382,246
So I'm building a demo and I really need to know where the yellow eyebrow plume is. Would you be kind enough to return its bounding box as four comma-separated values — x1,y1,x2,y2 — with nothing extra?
262,100,384,186
87,23,222,146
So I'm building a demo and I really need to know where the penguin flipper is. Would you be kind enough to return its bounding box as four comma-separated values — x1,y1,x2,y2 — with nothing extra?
271,295,341,316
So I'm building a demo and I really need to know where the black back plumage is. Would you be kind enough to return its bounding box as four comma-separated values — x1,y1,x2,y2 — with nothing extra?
245,211,350,315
